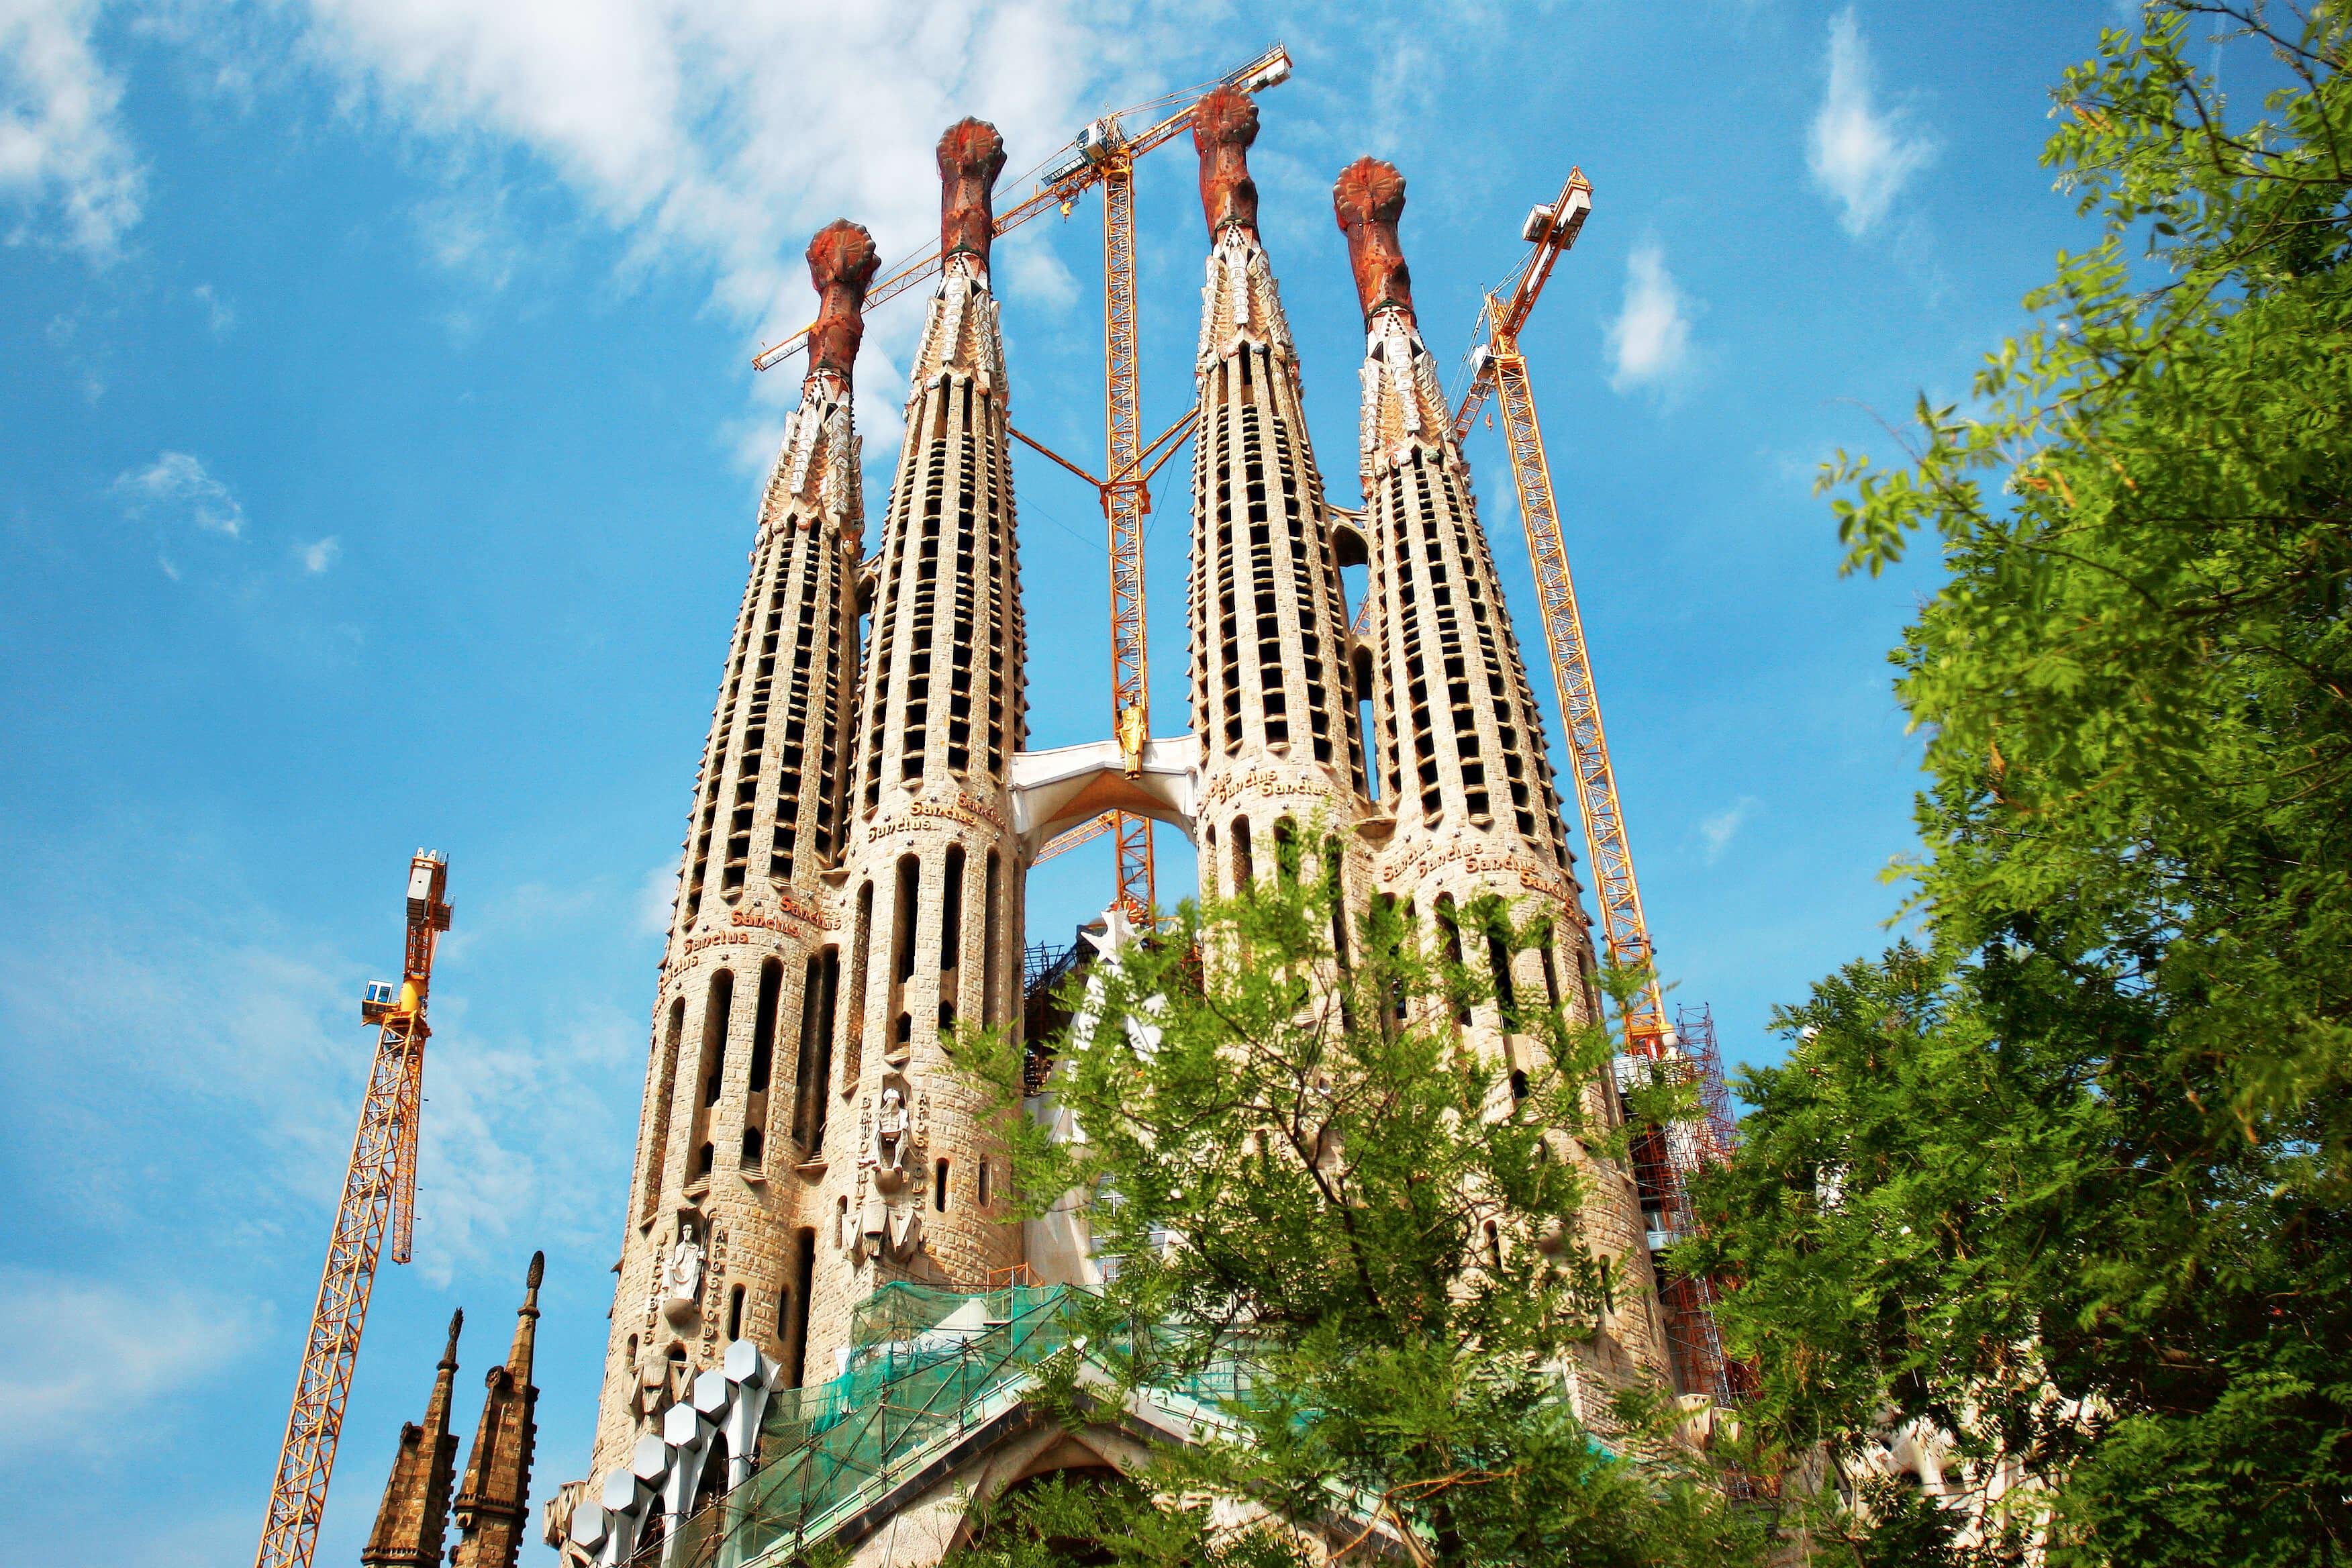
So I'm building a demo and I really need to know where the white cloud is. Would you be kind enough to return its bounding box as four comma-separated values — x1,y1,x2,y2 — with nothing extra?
112,451,246,538
1000,231,1077,315
636,861,677,937
1363,35,1438,158
297,536,340,573
1807,9,1934,237
279,0,1166,370
413,176,522,293
0,1268,262,1455
1605,239,1694,395
193,283,236,337
0,0,144,260
1700,796,1759,865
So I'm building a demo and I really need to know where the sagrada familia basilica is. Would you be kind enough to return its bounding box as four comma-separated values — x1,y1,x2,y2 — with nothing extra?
359,87,1685,1568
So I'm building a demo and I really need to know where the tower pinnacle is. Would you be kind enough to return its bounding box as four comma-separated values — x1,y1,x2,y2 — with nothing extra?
1332,157,1415,326
806,219,880,383
359,1311,461,1568
1192,87,1260,238
450,1254,541,1568
937,118,1006,268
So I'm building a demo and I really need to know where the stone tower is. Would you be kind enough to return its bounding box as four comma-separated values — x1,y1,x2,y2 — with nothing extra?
1334,156,1670,1393
451,1252,542,1568
550,103,1706,1568
360,1310,460,1568
589,219,878,1476
827,117,1027,1320
1186,88,1369,905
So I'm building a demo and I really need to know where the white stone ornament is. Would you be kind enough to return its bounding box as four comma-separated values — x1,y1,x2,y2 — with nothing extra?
660,1222,703,1326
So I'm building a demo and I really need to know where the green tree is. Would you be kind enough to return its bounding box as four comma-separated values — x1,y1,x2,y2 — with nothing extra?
952,848,1765,1568
1691,5,2352,1563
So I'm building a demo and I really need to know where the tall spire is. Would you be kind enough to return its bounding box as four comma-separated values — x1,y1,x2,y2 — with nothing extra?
589,213,878,1478
451,1253,541,1568
1336,156,1569,856
1336,158,1669,1392
1187,89,1367,906
360,1311,462,1567
834,114,1026,1301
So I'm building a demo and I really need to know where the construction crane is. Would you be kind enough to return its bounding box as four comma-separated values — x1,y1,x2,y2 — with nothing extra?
1442,171,1673,1054
1032,810,1115,867
254,851,453,1568
757,45,1293,924
1455,177,1749,1407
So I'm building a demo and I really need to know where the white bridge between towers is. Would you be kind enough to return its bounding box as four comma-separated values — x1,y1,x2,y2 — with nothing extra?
1006,735,1203,861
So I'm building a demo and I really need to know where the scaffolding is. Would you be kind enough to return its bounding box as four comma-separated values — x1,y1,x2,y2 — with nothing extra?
1621,1005,1749,1412
1021,935,1094,1094
624,1283,1257,1568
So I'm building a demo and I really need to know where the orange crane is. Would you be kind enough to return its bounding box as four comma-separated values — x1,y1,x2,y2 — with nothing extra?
757,46,1293,922
1032,810,1114,866
1454,176,1748,1406
254,851,452,1568
1443,171,1673,1053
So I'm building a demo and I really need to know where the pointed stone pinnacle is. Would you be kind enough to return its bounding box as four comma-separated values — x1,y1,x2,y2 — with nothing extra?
937,118,1006,267
1192,88,1260,238
1332,157,1415,326
806,220,879,381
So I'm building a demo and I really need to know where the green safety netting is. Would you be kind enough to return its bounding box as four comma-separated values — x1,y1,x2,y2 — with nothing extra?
622,1280,1630,1568
635,1281,1248,1568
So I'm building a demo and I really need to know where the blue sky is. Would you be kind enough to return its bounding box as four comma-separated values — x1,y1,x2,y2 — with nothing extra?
1,1,2135,1561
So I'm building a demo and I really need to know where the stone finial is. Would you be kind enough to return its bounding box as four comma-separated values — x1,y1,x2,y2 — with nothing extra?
1332,157,1414,325
362,1311,464,1567
1191,88,1259,238
805,220,880,380
937,118,1007,266
450,1251,544,1568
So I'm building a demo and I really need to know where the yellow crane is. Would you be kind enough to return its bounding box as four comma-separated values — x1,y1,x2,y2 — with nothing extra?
1444,171,1674,1054
757,46,1293,922
1032,809,1115,866
254,852,452,1568
1454,177,1751,1407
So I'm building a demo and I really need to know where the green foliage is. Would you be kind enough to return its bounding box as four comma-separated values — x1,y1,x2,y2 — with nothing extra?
946,1471,1306,1568
952,848,1765,1567
1694,5,2352,1563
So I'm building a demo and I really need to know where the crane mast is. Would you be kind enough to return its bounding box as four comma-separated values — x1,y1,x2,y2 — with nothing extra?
254,851,452,1568
1449,171,1669,1052
1093,124,1156,921
1456,175,1749,1408
1486,317,1666,1050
